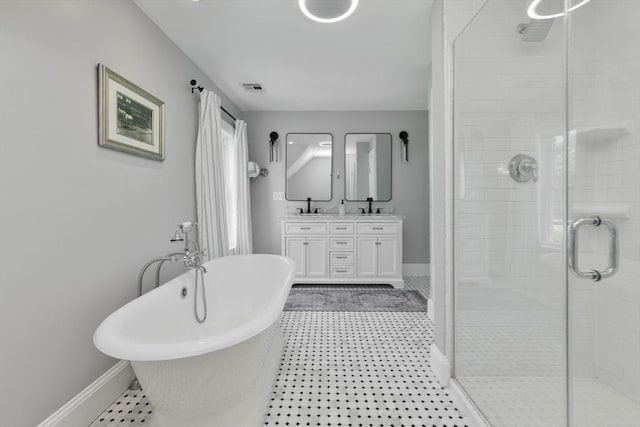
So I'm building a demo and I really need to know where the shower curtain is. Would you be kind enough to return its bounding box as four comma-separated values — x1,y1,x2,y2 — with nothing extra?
195,89,253,260
232,120,253,255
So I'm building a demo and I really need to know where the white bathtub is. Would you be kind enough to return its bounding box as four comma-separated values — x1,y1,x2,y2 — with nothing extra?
94,254,296,427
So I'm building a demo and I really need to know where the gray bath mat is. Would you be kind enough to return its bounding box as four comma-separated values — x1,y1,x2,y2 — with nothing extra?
284,287,428,312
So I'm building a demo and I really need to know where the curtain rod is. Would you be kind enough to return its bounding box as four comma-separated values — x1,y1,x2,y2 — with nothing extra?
189,79,238,122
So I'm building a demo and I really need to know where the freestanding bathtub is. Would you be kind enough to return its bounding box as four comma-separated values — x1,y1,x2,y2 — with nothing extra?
94,254,296,427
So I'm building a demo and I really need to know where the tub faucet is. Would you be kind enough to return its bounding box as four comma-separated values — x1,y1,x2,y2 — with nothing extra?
138,222,207,296
184,249,207,274
171,222,207,273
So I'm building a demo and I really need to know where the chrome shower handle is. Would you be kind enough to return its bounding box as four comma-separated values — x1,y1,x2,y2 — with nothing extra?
569,216,617,282
509,154,538,183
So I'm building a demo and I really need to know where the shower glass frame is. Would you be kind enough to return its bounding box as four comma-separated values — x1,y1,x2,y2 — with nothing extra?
451,0,571,425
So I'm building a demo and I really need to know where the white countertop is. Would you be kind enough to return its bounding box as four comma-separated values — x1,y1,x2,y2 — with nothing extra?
279,214,405,220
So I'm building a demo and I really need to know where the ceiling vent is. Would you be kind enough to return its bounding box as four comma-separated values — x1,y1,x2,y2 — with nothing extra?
241,83,264,92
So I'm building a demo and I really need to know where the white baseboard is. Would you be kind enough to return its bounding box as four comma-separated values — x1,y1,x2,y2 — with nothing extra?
403,263,430,276
447,379,490,427
429,343,450,386
37,360,134,427
427,298,434,322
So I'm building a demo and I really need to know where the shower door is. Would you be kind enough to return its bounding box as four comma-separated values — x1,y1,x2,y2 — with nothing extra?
453,0,640,426
567,1,640,425
453,1,568,425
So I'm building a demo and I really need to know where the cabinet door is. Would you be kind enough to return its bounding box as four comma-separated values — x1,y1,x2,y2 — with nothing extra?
285,237,306,277
306,237,327,277
377,237,400,277
357,237,378,277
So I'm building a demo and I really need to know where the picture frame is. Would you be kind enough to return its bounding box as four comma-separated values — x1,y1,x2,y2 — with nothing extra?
98,64,165,161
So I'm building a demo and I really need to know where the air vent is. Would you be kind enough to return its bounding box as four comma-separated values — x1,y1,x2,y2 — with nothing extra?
241,83,264,92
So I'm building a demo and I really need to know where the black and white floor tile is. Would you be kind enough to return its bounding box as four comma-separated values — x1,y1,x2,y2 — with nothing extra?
91,276,461,427
89,391,152,426
264,310,466,427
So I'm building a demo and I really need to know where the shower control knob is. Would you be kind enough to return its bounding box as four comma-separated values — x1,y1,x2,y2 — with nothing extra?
509,154,538,183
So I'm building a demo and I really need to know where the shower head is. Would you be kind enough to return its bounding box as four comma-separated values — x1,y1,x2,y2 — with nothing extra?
516,18,555,42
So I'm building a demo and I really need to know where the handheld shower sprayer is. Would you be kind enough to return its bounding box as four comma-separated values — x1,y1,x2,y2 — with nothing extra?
170,229,184,242
170,221,196,242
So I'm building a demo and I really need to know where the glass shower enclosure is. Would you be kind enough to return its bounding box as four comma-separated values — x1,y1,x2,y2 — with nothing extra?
452,0,640,426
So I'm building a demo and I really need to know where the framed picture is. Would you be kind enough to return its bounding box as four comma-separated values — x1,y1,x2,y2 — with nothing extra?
98,64,165,161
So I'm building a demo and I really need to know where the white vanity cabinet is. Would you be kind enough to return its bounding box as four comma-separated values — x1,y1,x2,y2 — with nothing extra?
283,223,328,278
281,216,404,288
356,223,401,278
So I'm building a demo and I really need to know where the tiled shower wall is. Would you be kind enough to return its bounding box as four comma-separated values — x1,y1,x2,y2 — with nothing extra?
454,0,567,380
571,0,640,403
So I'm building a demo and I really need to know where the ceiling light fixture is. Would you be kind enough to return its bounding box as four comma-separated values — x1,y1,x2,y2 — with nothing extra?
527,0,590,19
298,0,359,24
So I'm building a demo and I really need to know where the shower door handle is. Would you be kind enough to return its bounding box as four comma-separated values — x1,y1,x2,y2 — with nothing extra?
569,216,617,281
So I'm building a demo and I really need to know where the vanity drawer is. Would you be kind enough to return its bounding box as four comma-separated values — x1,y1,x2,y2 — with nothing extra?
330,251,354,264
357,222,399,234
330,266,354,277
330,237,354,249
285,222,327,234
330,223,354,234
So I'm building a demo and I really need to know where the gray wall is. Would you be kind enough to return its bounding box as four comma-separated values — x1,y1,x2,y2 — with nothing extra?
246,111,429,264
0,1,240,425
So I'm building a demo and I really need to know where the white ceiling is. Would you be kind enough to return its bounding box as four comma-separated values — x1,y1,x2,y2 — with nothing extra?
134,0,433,112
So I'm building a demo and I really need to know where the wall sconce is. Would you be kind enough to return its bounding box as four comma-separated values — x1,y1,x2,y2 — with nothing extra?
400,131,409,162
269,131,279,163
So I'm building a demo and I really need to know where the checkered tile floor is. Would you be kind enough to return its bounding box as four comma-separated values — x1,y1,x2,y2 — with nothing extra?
89,391,151,426
264,310,467,427
91,277,462,427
